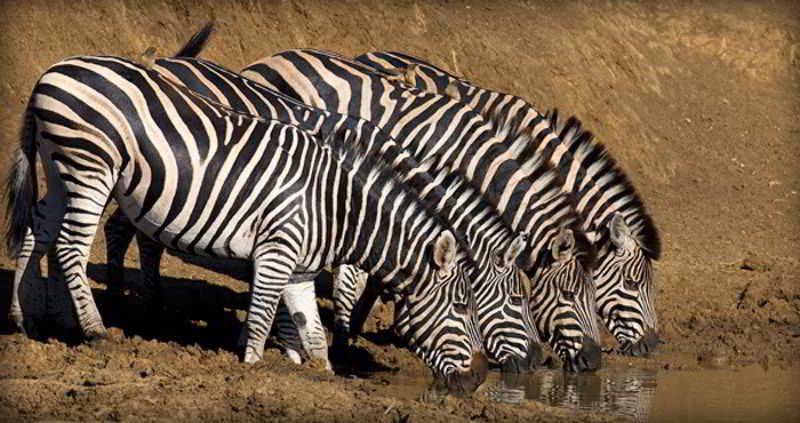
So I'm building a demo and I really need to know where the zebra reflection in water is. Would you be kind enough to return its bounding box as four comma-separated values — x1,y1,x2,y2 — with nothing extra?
485,368,657,422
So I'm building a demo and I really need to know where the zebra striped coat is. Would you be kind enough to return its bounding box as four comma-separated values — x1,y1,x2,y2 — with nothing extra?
356,51,662,356
5,55,491,388
242,49,602,371
98,47,538,369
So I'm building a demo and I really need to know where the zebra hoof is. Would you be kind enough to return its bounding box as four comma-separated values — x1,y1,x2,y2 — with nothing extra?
285,348,303,365
87,334,113,352
243,347,263,364
13,318,41,340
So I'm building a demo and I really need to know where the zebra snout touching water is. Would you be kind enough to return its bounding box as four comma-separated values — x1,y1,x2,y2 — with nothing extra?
5,54,492,390
355,51,662,359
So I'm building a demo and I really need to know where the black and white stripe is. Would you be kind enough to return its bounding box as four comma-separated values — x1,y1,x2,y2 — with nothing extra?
241,49,601,370
5,55,491,387
357,51,661,357
96,44,537,369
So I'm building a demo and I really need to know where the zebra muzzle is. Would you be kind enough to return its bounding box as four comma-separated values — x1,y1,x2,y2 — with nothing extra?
501,341,545,373
618,327,661,357
439,350,489,394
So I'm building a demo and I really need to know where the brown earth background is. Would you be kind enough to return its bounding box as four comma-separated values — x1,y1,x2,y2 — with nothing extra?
0,0,798,422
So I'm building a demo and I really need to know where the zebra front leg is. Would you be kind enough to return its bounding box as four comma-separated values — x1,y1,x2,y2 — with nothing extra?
273,301,307,364
283,279,331,371
242,238,301,364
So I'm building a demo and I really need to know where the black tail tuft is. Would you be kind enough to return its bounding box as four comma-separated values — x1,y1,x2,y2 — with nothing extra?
174,21,215,58
5,150,35,259
5,104,38,259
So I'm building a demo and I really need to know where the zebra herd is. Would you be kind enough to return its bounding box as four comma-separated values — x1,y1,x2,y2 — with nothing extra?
5,23,661,392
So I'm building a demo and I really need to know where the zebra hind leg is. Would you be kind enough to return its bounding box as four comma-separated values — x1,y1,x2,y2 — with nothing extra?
331,265,369,352
101,207,136,324
10,159,68,337
10,202,65,337
52,166,115,344
135,231,165,333
103,207,136,300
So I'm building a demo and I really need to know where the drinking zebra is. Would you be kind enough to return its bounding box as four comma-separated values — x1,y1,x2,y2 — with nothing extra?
355,51,662,356
241,49,601,371
5,54,491,390
97,29,539,371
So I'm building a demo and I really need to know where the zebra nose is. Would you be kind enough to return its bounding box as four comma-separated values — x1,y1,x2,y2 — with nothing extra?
624,327,661,357
501,342,544,373
443,351,489,394
570,336,602,372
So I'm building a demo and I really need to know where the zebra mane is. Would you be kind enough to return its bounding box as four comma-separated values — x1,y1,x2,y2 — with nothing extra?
381,51,471,84
399,153,517,267
321,126,475,264
488,114,597,273
546,109,661,260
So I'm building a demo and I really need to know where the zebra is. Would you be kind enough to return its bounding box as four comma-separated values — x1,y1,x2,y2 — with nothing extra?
4,54,492,391
96,29,540,372
356,51,662,357
240,49,602,371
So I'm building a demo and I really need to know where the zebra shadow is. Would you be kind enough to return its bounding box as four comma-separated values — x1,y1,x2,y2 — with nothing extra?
2,261,395,372
85,262,248,353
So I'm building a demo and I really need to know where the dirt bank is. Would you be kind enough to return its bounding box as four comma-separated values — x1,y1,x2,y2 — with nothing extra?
0,0,798,421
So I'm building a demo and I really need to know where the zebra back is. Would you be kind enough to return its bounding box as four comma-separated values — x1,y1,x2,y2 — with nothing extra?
357,51,662,353
241,49,602,369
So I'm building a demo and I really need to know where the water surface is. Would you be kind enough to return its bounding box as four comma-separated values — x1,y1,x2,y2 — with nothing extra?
375,365,800,422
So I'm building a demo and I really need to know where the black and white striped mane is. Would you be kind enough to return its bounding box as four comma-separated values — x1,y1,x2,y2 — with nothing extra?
464,112,597,272
322,126,475,263
546,109,661,260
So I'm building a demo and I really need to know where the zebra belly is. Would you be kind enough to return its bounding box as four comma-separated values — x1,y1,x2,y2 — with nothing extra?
113,193,259,261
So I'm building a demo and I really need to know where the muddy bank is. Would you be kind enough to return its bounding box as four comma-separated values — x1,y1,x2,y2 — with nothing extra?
0,0,798,421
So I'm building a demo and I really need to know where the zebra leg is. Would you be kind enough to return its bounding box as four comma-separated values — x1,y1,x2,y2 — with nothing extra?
273,301,306,364
103,207,136,299
135,231,166,320
331,265,369,350
242,234,301,364
10,163,68,337
53,170,115,342
283,280,331,371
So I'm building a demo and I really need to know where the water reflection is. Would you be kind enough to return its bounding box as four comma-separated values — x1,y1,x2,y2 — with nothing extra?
484,367,657,421
480,365,800,423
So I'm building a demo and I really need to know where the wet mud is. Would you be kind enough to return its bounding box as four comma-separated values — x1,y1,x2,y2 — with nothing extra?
0,0,798,421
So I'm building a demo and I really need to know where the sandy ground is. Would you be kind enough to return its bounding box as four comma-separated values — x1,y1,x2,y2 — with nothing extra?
0,0,798,421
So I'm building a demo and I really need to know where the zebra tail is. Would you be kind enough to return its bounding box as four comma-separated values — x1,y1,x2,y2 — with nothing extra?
173,21,215,58
5,103,38,259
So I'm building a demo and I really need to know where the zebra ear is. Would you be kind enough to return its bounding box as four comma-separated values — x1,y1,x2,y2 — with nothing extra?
404,63,418,86
433,230,458,271
501,233,528,268
551,228,575,263
609,213,636,252
445,81,461,101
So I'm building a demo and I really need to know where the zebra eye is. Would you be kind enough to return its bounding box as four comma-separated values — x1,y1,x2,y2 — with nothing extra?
561,290,576,302
510,296,523,307
624,278,640,291
453,302,469,315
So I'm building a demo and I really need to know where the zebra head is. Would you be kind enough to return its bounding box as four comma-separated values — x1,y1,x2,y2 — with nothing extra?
529,227,602,372
474,233,542,373
595,213,660,357
393,230,488,393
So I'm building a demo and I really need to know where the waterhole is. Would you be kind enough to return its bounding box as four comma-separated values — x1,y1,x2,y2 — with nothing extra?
372,365,799,422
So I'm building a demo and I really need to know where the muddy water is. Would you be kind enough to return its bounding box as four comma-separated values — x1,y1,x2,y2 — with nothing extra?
375,365,800,422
